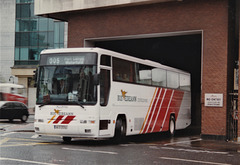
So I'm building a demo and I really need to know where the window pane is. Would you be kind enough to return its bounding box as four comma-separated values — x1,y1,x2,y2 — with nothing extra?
15,33,21,46
113,58,135,83
29,19,38,31
100,69,110,106
136,64,152,85
39,18,48,31
38,32,48,46
16,32,29,46
48,32,54,47
100,55,111,66
20,4,30,18
54,22,60,43
20,32,29,46
180,74,191,91
59,22,65,43
16,19,20,32
20,0,33,3
167,71,179,89
152,68,166,87
29,32,38,46
20,19,30,31
29,3,34,18
48,20,54,31
15,48,20,60
16,4,21,18
29,48,39,60
20,48,29,60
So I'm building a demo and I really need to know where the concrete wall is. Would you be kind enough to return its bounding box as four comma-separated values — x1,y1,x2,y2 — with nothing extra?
35,0,175,15
0,0,16,83
67,0,229,137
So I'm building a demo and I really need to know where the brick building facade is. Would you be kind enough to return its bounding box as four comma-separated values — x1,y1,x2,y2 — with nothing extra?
35,0,239,141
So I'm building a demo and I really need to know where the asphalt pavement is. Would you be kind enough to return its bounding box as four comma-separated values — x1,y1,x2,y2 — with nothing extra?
1,116,240,155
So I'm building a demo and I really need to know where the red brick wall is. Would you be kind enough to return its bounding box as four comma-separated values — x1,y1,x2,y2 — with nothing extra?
238,12,240,139
67,0,229,136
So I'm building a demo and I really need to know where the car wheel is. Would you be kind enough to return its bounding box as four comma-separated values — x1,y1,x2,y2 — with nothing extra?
21,114,28,122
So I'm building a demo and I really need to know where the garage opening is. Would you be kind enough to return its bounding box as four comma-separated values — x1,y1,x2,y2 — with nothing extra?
86,32,202,134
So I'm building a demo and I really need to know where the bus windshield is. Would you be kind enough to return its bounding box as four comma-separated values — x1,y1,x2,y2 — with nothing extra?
36,65,97,105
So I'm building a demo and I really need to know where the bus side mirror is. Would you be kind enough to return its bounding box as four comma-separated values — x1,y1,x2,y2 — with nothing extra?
93,74,100,85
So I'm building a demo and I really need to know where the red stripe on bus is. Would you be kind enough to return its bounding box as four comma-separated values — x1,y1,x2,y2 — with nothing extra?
139,88,158,134
61,116,75,124
151,89,172,133
161,91,184,131
146,88,166,133
53,115,64,124
159,90,175,132
142,88,161,134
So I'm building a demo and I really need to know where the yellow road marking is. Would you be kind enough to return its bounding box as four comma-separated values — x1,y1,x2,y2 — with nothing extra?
0,137,59,148
0,137,10,145
1,142,59,147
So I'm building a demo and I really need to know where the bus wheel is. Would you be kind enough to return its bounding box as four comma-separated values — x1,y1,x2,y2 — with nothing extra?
114,117,126,143
168,115,175,137
63,137,72,143
21,115,28,122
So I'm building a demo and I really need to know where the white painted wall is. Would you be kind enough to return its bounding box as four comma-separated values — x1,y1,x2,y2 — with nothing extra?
0,0,16,83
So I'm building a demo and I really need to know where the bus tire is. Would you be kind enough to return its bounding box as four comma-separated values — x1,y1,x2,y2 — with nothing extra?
63,137,72,143
168,115,175,137
113,117,126,143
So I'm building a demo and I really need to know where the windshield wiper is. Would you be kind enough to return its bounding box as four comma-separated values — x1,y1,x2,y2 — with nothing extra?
39,101,51,108
72,100,85,109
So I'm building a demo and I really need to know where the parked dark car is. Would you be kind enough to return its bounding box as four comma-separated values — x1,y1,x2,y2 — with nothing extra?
0,101,29,122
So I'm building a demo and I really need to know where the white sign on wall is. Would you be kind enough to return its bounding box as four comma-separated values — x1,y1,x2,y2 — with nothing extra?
205,93,223,107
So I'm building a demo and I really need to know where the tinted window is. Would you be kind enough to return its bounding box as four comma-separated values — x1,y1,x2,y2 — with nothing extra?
113,58,135,83
5,103,13,108
100,55,111,66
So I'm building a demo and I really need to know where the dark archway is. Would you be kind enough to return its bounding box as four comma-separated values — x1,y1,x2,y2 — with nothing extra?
95,34,202,133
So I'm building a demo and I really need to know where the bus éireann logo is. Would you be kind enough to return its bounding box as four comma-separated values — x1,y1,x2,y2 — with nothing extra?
54,109,60,115
121,90,127,99
118,89,137,102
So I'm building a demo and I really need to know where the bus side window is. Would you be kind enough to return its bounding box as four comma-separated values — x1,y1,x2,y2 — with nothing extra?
167,71,179,89
100,69,110,106
100,55,111,67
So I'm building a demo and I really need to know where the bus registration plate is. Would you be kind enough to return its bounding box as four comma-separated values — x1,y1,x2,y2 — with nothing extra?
54,125,68,129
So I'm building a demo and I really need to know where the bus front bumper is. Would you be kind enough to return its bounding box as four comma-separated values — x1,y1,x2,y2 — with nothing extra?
34,123,99,138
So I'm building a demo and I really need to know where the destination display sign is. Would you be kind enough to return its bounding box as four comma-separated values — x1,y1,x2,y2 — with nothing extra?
47,56,85,65
39,52,97,66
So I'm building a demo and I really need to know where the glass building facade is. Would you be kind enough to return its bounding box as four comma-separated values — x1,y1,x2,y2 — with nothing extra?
15,0,65,65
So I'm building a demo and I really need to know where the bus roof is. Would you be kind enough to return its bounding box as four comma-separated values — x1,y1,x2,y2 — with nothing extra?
40,47,190,75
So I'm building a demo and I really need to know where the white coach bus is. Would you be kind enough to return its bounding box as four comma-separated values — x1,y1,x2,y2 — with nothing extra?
34,48,191,142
